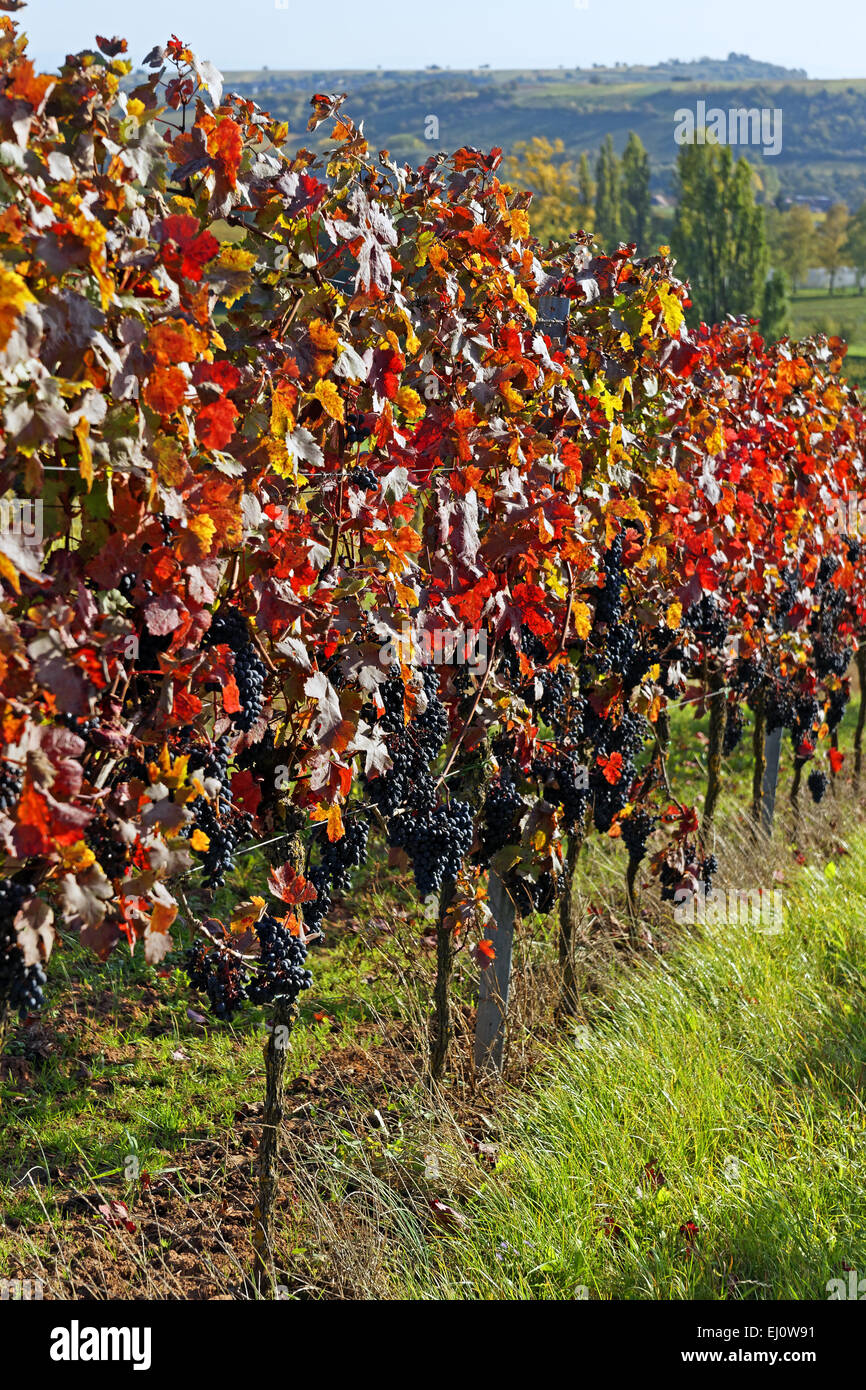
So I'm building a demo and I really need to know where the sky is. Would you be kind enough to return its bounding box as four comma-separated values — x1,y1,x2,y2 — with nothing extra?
18,0,866,79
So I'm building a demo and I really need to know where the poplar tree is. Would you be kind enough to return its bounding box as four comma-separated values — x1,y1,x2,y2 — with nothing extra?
672,142,768,323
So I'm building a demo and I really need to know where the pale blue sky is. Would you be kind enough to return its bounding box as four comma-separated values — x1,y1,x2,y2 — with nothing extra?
20,0,866,79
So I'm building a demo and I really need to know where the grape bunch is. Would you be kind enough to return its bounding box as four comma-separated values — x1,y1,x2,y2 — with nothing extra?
346,411,371,446
595,534,624,626
206,607,267,732
531,750,590,831
348,467,377,491
185,939,248,1020
583,705,648,833
773,566,799,632
187,737,253,891
722,703,744,756
807,769,828,804
825,687,849,733
659,845,717,904
684,595,728,650
390,799,474,898
0,880,46,1021
363,669,476,898
533,666,571,733
86,814,130,881
620,809,657,868
481,775,523,858
509,869,559,915
598,621,653,692
246,914,313,1006
318,813,370,893
790,694,821,753
765,679,796,735
0,760,21,813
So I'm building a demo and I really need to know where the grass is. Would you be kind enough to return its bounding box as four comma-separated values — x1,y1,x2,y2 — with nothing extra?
787,287,866,387
402,847,866,1299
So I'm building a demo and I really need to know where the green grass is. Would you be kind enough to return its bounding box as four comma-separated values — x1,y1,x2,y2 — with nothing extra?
403,847,866,1299
787,288,866,373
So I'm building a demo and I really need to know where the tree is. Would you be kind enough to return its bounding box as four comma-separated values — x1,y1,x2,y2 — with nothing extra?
577,151,596,231
768,204,814,290
620,131,651,253
761,268,789,340
671,142,768,323
817,203,850,293
843,201,866,292
506,137,593,244
594,134,621,251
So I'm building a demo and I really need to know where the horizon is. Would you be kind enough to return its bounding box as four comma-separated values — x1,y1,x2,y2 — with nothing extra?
20,0,866,82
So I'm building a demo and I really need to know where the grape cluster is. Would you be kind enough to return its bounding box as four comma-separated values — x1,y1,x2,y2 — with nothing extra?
481,775,523,858
846,536,861,564
317,813,370,893
791,695,821,752
348,467,377,491
812,638,851,679
509,869,559,915
390,799,474,897
187,737,253,891
86,814,129,881
346,411,371,446
595,535,624,626
531,751,590,830
807,769,828,803
659,846,717,904
684,595,728,650
534,666,571,732
826,687,849,733
369,668,476,896
246,914,313,1006
185,940,248,1020
0,880,46,1020
206,607,267,732
584,706,648,833
773,566,798,631
733,656,765,696
0,760,21,813
620,809,657,867
722,703,744,756
765,679,796,734
302,864,332,937
598,621,653,692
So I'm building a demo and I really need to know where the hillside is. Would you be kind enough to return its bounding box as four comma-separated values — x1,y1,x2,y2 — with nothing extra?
213,58,866,207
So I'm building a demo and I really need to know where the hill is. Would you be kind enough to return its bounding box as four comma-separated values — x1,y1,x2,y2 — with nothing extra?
209,56,866,207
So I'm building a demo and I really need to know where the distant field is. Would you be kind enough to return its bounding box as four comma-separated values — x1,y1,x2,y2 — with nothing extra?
785,288,866,386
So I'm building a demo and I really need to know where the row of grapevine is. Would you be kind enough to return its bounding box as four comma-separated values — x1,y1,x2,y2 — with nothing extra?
1,21,864,1285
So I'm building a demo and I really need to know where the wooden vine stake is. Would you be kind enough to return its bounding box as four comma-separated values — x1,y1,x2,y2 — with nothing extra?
429,879,457,1085
253,997,293,1296
474,869,516,1075
761,725,783,835
751,690,767,831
